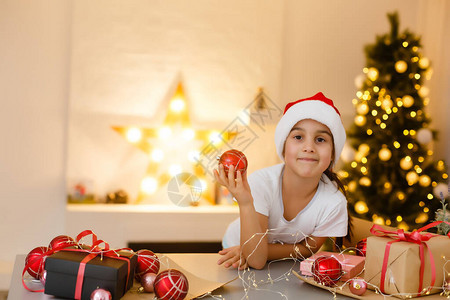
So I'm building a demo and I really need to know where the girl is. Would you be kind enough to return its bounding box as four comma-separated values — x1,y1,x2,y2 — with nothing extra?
214,92,349,270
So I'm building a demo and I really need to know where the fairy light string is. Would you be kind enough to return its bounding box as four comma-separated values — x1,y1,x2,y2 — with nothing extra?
201,227,450,300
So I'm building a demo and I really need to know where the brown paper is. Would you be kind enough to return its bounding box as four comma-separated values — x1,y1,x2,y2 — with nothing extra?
364,235,450,299
294,271,447,300
122,253,238,300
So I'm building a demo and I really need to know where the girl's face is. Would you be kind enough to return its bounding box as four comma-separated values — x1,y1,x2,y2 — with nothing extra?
283,119,334,179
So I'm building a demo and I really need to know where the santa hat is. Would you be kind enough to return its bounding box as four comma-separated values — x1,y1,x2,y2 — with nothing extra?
274,92,346,165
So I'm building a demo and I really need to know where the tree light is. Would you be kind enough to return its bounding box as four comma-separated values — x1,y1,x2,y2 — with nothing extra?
126,127,142,143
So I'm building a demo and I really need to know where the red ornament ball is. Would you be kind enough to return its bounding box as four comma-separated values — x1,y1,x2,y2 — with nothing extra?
90,288,112,300
218,149,248,176
140,272,157,293
154,269,189,300
49,235,76,251
356,238,367,257
25,246,49,279
135,249,160,280
312,255,342,287
349,277,367,296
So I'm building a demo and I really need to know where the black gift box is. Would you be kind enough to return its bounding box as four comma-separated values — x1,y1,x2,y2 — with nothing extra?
44,250,137,300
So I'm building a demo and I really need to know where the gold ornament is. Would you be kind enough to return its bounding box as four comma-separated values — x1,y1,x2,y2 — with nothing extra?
354,115,366,126
348,181,357,192
356,103,369,115
419,175,431,187
381,98,393,110
400,156,413,170
418,86,429,97
359,177,371,186
418,57,430,69
402,95,414,108
398,222,409,231
378,146,392,161
395,60,408,73
358,144,370,155
406,171,419,185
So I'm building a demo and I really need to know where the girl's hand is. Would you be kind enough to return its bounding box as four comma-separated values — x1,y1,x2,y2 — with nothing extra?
217,246,248,270
214,164,252,206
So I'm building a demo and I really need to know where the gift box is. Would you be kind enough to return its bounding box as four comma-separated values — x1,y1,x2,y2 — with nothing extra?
44,249,137,300
299,251,365,280
364,232,450,298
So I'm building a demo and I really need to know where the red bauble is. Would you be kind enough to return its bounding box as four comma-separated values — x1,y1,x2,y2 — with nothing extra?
312,255,342,286
356,238,367,257
135,249,160,280
140,272,157,293
49,235,76,251
218,149,248,176
25,246,49,279
154,269,189,300
349,277,367,296
90,288,112,300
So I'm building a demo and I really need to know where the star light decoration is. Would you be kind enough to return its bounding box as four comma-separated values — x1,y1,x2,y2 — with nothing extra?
113,83,236,204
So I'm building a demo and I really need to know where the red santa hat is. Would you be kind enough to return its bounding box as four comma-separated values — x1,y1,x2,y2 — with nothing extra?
274,92,346,165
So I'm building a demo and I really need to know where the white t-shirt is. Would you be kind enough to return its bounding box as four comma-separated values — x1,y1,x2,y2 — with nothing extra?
222,163,348,248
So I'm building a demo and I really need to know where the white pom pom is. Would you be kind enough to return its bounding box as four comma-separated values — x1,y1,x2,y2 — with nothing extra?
341,143,356,163
354,74,365,89
433,183,449,199
416,128,433,145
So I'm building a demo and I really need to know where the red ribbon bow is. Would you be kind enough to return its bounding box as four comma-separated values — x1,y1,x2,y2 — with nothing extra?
22,230,134,300
370,221,450,296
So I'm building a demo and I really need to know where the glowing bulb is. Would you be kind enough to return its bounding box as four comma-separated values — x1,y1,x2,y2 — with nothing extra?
151,148,164,162
126,127,142,143
209,131,222,145
158,127,172,139
169,164,182,176
398,222,409,231
182,128,195,141
170,97,185,112
187,150,200,163
141,177,158,194
359,177,371,186
415,212,428,224
199,179,208,192
368,68,379,81
397,191,406,201
355,201,369,214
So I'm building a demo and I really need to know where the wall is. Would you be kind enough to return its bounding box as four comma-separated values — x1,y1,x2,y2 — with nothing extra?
0,0,71,288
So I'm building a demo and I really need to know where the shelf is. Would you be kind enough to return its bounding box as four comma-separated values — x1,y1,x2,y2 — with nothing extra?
65,204,239,249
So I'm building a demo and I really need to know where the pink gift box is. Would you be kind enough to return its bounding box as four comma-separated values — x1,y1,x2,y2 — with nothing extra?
299,251,365,280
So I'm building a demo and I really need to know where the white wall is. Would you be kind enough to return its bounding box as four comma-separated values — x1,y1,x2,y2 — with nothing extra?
0,0,71,288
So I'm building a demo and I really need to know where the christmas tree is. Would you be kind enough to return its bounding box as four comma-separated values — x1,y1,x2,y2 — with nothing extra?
340,12,449,230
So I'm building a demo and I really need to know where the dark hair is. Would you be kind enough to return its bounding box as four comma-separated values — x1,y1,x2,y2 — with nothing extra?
323,168,353,248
